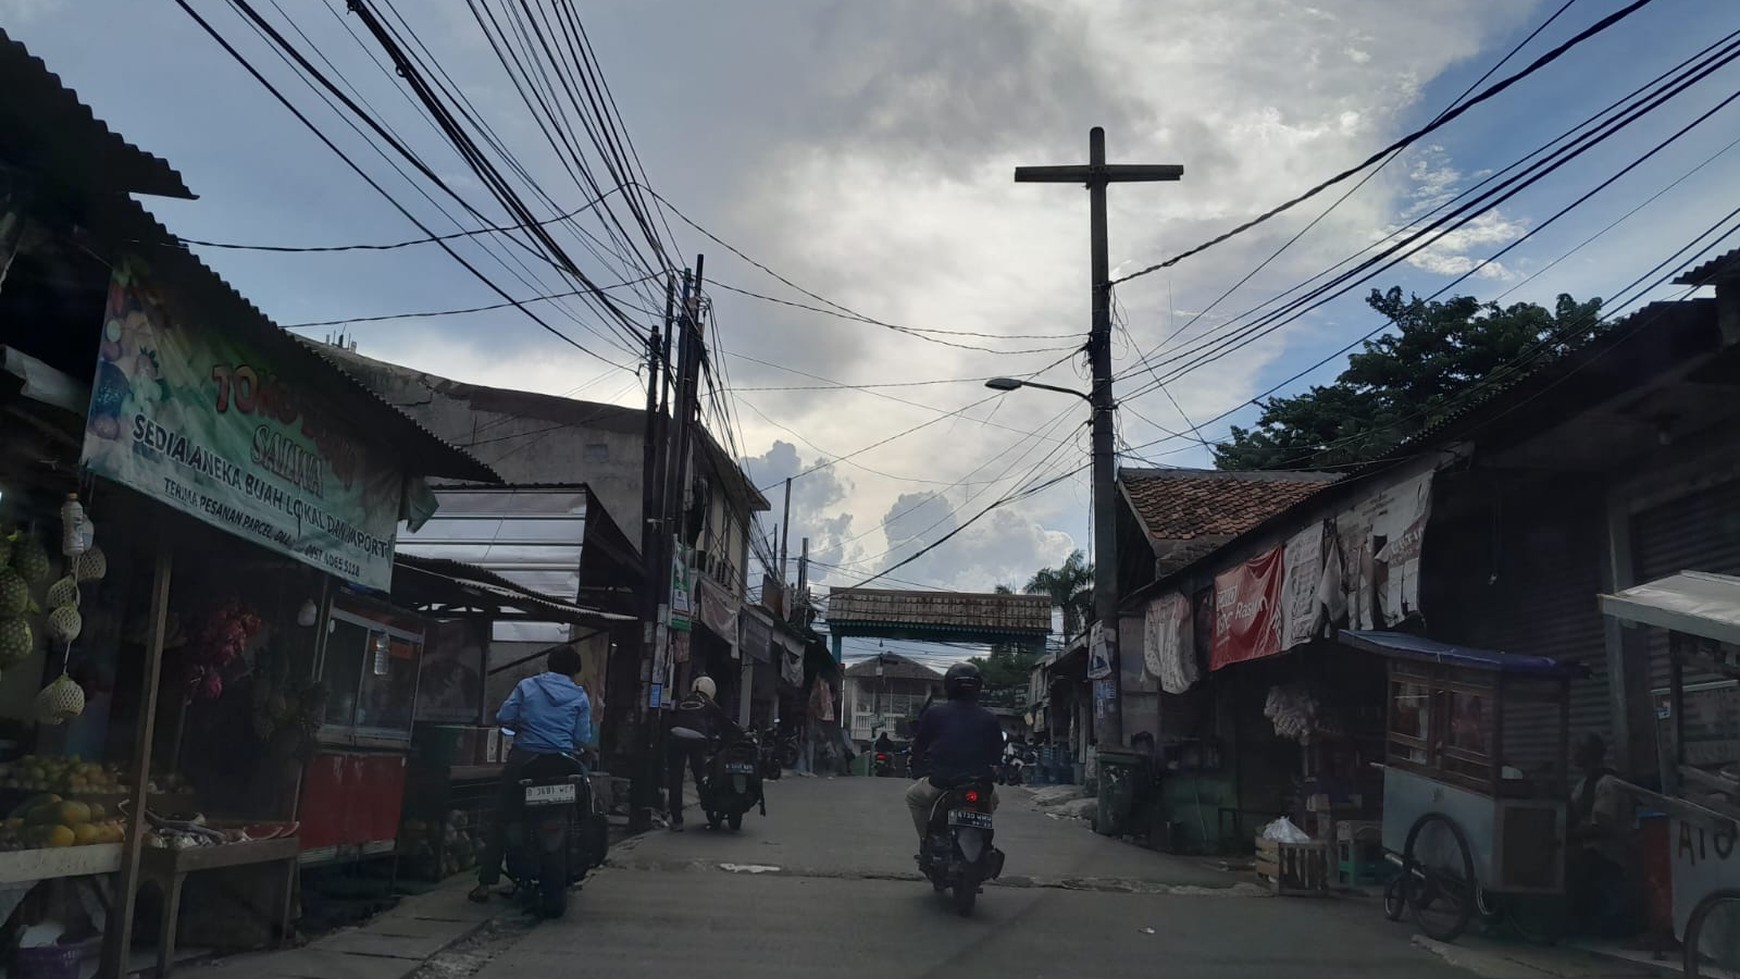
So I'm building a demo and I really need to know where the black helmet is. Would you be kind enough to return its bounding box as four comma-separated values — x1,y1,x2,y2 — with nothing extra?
943,662,983,701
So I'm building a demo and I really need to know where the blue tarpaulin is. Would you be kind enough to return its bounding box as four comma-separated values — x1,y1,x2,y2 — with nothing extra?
1338,630,1586,678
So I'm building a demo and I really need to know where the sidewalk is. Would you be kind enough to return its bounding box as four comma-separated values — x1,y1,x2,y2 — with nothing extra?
189,877,500,979
184,783,705,979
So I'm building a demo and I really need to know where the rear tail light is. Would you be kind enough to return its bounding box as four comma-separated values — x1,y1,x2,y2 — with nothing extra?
876,754,888,761
964,789,981,803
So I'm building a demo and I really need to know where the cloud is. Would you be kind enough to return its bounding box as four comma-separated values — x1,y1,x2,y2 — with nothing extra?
737,441,861,585
875,491,1076,592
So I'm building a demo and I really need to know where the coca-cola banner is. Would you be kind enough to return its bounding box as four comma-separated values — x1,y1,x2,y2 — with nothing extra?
1211,545,1285,671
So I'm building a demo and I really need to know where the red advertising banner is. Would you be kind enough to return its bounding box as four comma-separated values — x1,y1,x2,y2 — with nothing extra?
1210,545,1285,671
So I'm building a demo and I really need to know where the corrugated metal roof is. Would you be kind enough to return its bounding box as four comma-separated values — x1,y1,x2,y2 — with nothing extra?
1673,247,1740,287
0,29,193,199
393,553,632,624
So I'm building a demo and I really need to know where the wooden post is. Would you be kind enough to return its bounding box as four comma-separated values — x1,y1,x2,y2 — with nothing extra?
102,548,173,978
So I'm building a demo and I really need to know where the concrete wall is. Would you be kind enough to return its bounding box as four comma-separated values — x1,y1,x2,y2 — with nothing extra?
320,347,648,531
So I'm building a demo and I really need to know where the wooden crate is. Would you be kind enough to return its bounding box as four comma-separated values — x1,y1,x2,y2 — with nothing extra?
1254,837,1330,896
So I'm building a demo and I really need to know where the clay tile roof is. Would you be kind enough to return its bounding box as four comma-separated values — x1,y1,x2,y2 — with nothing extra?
1120,467,1340,557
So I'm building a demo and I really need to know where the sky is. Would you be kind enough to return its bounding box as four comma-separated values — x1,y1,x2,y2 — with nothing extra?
8,1,1740,669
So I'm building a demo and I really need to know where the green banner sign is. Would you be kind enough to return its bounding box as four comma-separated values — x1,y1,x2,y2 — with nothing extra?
79,259,403,589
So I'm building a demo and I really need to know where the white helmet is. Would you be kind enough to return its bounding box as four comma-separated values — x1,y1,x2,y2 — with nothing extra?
692,676,716,700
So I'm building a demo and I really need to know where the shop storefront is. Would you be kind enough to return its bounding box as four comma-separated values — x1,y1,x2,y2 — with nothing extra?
0,34,496,973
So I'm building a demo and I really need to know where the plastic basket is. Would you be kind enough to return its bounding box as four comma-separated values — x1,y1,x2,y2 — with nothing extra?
14,943,83,979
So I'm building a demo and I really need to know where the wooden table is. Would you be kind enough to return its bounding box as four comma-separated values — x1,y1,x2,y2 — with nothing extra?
138,837,300,977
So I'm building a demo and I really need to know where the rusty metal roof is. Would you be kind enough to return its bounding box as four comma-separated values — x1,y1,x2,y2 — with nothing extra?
844,652,943,682
0,30,193,199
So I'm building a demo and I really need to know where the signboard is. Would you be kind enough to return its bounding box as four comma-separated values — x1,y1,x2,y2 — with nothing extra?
415,618,487,723
1144,592,1196,694
1087,621,1113,680
741,609,773,664
669,542,693,631
1211,545,1284,671
1282,523,1326,649
80,260,403,589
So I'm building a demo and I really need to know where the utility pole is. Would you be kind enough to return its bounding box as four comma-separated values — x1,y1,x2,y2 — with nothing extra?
629,277,673,833
630,260,705,831
779,477,793,586
1015,128,1181,750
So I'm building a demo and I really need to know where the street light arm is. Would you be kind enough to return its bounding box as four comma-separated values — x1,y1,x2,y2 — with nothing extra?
984,377,1092,403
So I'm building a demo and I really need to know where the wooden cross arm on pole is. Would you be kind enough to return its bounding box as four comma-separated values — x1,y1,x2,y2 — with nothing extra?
1014,163,1184,184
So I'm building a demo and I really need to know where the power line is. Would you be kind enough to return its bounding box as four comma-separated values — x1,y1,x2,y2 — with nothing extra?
1119,0,1579,386
643,185,1086,354
175,0,639,371
1111,0,1663,286
709,280,1083,343
1123,33,1740,401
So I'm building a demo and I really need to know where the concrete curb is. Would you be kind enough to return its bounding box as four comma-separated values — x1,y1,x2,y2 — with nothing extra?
599,858,1266,896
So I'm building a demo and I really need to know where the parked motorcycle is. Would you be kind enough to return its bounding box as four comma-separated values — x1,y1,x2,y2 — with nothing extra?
917,775,1005,916
699,732,767,831
502,751,609,918
754,726,786,780
997,745,1035,786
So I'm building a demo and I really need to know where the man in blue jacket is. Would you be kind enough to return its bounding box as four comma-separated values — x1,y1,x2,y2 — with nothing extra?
471,644,593,902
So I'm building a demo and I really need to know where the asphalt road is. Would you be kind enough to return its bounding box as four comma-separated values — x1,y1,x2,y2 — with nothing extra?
461,777,1488,978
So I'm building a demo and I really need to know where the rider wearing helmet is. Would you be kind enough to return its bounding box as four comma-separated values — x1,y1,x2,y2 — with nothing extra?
904,662,1004,843
665,675,739,831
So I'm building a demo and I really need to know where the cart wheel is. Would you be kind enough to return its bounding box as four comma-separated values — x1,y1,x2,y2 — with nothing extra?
1402,813,1475,943
1684,888,1740,977
1383,873,1407,922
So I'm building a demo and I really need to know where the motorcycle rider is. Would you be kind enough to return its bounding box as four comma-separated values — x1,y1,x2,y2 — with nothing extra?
905,662,1004,844
666,675,739,831
471,644,593,902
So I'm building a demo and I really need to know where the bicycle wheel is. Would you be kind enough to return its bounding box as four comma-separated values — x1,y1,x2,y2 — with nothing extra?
1402,813,1476,943
1685,888,1740,977
1383,873,1407,922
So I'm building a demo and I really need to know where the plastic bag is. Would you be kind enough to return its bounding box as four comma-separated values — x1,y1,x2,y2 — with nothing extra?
1261,816,1311,843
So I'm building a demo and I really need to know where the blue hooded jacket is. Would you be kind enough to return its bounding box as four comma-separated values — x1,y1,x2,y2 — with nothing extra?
497,672,593,755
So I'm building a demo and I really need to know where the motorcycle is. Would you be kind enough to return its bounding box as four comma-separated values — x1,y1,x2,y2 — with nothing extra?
998,746,1035,786
502,751,609,919
917,774,1005,916
873,747,898,778
699,732,767,831
754,726,786,781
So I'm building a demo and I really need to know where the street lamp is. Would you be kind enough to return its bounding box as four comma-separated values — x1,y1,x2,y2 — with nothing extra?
985,371,1122,748
984,377,1092,403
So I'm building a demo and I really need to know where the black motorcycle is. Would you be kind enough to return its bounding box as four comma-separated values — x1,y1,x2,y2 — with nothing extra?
917,774,1005,916
503,752,609,918
753,726,785,781
699,732,767,831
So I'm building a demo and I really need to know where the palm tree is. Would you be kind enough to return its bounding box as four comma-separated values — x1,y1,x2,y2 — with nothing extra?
1025,550,1093,641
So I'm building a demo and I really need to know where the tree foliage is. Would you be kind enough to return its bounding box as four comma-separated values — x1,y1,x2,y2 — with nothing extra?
1023,549,1093,641
1213,287,1604,471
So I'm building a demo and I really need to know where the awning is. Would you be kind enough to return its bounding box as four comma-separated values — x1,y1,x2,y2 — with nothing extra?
392,553,633,625
1600,571,1740,647
1339,630,1586,678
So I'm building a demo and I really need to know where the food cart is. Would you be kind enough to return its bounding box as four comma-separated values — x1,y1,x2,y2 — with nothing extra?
1598,571,1740,977
1341,630,1582,943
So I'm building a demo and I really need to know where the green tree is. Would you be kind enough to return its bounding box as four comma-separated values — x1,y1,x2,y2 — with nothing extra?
1024,550,1093,641
1213,287,1604,471
967,583,1043,706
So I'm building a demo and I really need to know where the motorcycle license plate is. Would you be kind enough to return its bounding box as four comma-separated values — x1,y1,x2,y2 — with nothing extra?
949,809,993,829
724,761,756,774
525,783,577,806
